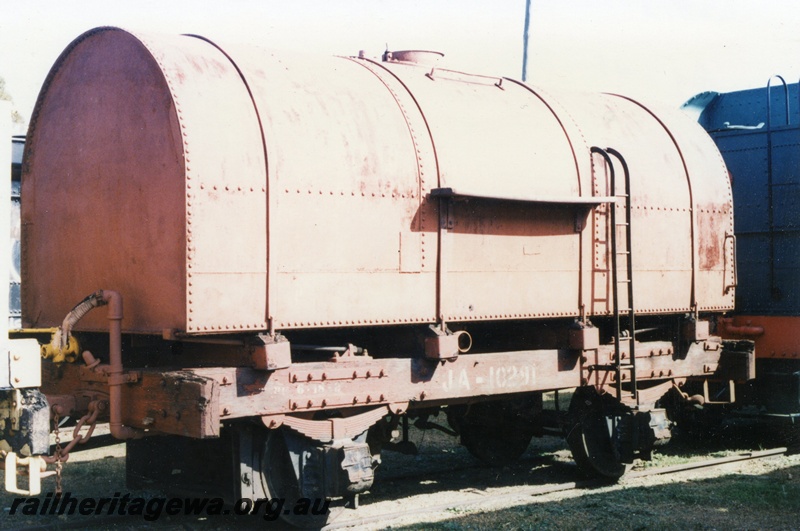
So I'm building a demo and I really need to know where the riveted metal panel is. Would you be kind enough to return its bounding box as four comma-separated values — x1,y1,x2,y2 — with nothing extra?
518,86,595,321
633,98,733,312
143,36,267,333
550,92,697,316
22,28,267,334
627,100,735,312
23,28,735,339
212,48,437,329
22,29,187,333
378,64,585,321
699,81,800,317
141,34,268,334
381,64,581,202
441,201,580,321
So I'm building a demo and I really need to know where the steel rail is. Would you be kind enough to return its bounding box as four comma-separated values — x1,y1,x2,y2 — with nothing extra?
6,447,787,530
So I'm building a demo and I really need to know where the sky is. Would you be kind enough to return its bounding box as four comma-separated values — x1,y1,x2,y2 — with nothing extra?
3,1,800,134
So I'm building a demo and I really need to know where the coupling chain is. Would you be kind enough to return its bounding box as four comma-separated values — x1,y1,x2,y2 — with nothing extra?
44,400,106,493
53,410,62,495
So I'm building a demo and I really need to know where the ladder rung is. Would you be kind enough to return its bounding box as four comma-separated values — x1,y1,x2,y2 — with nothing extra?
617,279,632,283
616,251,630,255
616,194,629,198
615,222,629,226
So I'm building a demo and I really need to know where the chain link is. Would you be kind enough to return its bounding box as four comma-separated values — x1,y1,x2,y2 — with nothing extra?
53,410,63,495
46,400,105,494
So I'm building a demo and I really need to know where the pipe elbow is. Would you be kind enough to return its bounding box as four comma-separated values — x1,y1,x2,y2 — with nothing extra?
100,290,123,321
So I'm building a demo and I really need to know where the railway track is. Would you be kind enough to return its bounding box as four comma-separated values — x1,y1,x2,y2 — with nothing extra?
323,447,789,530
1,443,790,530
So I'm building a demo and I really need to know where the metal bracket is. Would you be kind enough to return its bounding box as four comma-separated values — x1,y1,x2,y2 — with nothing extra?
108,371,141,386
438,197,454,230
4,453,45,496
6,338,42,388
724,232,737,294
249,334,291,371
0,389,22,431
682,318,710,342
574,210,587,232
569,322,599,350
262,405,392,443
424,325,470,360
702,379,736,405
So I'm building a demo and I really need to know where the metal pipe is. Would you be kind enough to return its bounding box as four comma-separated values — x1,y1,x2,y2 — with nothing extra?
292,344,351,352
291,344,366,355
717,317,765,337
102,290,145,440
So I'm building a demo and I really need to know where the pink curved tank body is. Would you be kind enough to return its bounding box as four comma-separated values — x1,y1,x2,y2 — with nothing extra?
21,28,734,335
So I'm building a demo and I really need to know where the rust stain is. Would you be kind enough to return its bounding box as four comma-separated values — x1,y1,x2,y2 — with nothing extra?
698,204,725,270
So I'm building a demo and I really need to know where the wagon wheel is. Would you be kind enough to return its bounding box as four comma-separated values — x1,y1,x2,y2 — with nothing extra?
260,429,343,528
456,398,538,467
566,409,629,480
566,390,629,480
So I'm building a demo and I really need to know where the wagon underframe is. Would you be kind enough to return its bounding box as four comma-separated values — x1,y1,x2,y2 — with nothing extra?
41,337,753,441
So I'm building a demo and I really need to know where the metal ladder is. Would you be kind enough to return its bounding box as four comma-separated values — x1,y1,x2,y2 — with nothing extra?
591,147,638,404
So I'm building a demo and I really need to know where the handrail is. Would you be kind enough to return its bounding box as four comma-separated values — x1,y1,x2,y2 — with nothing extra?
766,75,789,128
765,75,788,300
589,146,637,405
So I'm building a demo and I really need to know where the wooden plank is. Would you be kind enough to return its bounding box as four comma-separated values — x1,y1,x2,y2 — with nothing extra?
121,371,219,437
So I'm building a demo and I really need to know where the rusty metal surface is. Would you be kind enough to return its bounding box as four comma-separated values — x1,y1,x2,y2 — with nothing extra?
23,29,186,333
442,201,581,321
214,47,438,329
22,29,268,334
541,90,733,315
22,28,732,336
375,63,591,322
380,63,582,202
639,101,736,311
574,92,693,316
51,349,583,436
24,29,442,333
148,34,269,335
130,31,267,335
41,335,740,437
721,315,800,359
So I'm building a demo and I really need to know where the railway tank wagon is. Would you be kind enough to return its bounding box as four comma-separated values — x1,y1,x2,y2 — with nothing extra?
5,27,753,524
